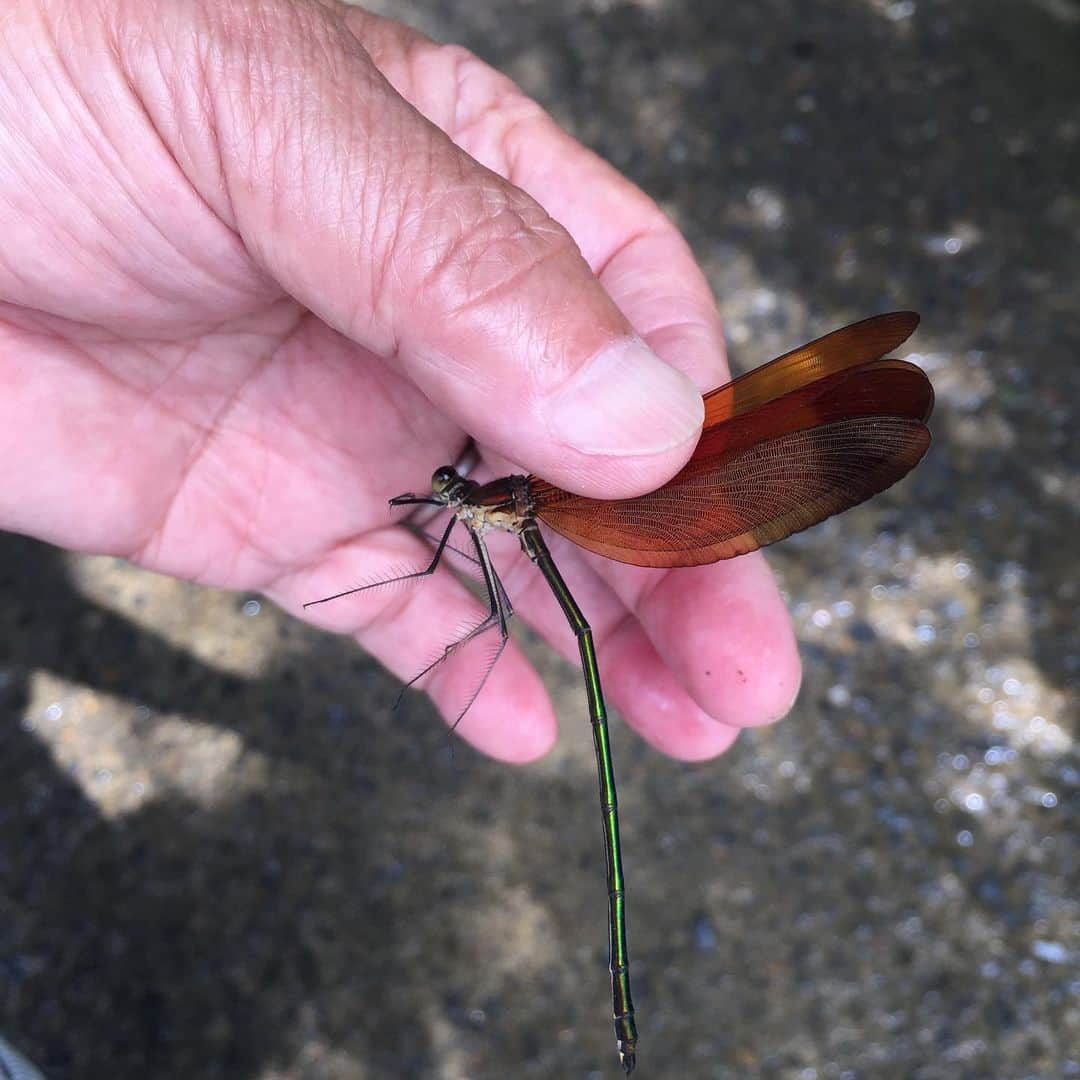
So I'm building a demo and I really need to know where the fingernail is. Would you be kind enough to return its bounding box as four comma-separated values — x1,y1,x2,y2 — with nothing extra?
545,338,704,456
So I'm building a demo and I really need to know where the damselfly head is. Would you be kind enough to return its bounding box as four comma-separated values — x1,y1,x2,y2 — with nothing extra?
430,465,471,504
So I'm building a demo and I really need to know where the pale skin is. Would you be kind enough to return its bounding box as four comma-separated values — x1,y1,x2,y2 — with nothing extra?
0,0,801,763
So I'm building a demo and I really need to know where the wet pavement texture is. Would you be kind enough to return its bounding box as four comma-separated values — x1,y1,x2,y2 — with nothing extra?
2,2,1077,1078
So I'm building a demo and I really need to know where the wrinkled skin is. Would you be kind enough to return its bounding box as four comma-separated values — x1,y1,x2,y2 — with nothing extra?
0,0,800,761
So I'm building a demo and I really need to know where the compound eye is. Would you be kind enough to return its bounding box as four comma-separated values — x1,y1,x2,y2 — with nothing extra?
431,466,457,495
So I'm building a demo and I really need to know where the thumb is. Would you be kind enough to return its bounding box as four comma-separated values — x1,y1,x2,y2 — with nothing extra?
189,2,704,497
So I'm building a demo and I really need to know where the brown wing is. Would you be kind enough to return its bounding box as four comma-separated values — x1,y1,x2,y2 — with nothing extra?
705,311,920,426
529,357,933,567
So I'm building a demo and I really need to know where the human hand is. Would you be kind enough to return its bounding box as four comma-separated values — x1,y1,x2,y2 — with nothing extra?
0,0,800,762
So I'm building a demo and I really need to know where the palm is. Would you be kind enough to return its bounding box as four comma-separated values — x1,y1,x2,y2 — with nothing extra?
0,262,459,582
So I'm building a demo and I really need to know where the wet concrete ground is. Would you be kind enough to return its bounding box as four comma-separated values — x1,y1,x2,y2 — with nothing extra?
2,1,1077,1077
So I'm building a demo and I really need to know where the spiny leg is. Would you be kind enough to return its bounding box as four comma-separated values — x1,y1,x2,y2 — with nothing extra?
469,529,514,630
441,530,515,731
417,528,481,568
393,528,515,732
303,515,458,609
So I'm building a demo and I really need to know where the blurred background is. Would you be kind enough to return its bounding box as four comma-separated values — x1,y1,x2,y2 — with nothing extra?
2,1,1076,1077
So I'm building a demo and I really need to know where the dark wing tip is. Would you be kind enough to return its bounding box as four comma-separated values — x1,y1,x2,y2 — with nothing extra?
892,309,921,339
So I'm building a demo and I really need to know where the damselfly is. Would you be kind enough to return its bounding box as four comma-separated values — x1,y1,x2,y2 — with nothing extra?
306,312,934,1073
